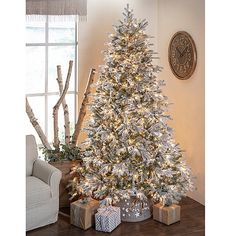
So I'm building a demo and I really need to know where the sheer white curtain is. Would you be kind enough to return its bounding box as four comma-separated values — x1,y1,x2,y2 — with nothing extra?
26,0,87,21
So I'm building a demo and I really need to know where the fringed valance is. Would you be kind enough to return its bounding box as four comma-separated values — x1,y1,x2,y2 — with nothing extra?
26,0,87,21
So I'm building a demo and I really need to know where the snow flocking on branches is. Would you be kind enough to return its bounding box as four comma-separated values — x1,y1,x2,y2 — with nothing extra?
69,4,194,207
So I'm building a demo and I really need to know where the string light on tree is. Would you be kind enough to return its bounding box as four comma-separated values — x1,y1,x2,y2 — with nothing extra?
69,4,194,208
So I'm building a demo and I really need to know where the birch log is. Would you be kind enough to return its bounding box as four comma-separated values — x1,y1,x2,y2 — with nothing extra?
26,97,51,150
56,65,70,145
72,68,96,145
53,60,73,149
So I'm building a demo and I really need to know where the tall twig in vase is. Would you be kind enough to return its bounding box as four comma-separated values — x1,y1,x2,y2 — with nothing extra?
72,68,96,145
56,65,70,145
26,97,52,150
53,60,73,149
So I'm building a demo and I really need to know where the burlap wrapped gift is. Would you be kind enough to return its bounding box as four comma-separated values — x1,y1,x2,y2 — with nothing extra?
153,203,180,225
95,206,121,232
70,199,99,230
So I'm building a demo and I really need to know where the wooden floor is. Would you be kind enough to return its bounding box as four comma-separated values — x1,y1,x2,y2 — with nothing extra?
27,197,205,236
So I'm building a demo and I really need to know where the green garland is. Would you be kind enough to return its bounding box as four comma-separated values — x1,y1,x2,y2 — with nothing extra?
42,144,81,162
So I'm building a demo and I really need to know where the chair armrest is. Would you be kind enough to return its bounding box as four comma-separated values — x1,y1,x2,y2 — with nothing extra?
32,159,62,198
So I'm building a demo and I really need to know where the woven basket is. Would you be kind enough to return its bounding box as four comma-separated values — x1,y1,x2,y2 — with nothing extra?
116,196,152,222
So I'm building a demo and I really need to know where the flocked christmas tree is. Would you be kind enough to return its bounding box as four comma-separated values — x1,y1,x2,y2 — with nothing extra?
70,5,194,207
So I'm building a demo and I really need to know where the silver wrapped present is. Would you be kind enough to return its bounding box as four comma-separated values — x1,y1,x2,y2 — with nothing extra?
95,206,121,232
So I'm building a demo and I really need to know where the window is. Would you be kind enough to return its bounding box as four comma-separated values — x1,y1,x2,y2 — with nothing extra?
26,16,78,149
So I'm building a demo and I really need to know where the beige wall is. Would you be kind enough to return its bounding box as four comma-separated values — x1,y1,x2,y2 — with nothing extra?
157,0,205,205
77,0,205,205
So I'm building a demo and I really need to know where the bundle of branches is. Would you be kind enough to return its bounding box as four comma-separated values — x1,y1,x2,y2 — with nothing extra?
26,60,96,162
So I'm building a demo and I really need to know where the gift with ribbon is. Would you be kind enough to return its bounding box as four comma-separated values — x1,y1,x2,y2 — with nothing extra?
95,206,121,232
70,198,100,230
153,203,181,225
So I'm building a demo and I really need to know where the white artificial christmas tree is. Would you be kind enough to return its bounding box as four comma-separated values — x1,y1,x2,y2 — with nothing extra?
70,5,194,213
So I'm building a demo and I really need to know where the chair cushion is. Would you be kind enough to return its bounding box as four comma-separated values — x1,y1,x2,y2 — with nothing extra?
26,135,38,176
26,176,51,210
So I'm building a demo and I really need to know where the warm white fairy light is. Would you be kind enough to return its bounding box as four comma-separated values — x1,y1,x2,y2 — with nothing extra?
69,5,194,207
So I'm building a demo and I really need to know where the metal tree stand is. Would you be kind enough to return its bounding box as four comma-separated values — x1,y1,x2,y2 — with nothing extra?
116,197,153,222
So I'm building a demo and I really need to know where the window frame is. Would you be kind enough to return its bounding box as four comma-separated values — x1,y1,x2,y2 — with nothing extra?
26,15,78,140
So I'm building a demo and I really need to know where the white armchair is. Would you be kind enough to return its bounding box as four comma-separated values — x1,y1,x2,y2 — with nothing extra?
26,135,62,231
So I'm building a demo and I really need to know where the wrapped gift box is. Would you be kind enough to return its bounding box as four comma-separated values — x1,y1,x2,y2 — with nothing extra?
95,206,121,232
153,203,180,225
70,199,99,230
